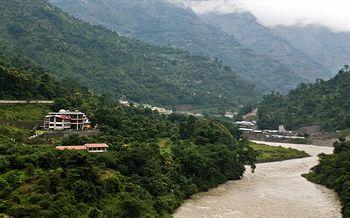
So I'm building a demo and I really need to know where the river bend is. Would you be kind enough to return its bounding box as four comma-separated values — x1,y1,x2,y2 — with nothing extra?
174,141,341,218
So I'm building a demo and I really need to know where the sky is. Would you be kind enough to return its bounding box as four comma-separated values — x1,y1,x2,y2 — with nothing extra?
183,0,350,32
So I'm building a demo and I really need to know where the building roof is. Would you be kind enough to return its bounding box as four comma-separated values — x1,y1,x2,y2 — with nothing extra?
48,109,85,115
85,143,109,148
56,146,87,151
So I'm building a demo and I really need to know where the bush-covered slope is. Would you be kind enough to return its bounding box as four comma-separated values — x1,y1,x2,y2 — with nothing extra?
49,0,304,93
0,0,258,108
0,61,84,100
257,67,350,131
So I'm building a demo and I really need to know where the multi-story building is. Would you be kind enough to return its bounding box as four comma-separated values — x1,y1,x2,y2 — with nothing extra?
44,109,90,131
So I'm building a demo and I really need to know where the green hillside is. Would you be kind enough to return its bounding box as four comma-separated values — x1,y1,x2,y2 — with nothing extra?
0,58,102,124
0,60,84,100
257,66,350,131
0,0,258,109
49,0,304,93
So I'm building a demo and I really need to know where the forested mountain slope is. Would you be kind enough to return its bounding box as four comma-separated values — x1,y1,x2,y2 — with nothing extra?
257,66,350,131
0,0,258,108
49,0,304,93
273,25,350,73
201,12,331,81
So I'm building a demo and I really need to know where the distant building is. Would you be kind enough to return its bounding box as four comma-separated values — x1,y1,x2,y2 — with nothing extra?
239,128,253,132
56,143,108,152
85,143,109,153
151,106,173,115
235,121,255,126
252,130,263,133
56,145,87,151
44,109,90,131
278,125,286,133
225,112,234,118
263,130,279,133
119,100,130,106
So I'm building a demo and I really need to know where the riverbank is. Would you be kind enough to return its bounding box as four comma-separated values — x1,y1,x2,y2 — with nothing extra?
303,139,350,217
174,141,341,218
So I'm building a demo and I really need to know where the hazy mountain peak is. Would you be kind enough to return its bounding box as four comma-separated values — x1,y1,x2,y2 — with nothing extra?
201,11,331,81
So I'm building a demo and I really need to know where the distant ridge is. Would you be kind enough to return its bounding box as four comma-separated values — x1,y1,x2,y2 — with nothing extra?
0,0,259,108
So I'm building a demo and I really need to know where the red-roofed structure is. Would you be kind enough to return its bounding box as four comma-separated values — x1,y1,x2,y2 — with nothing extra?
85,143,108,152
56,146,87,151
56,143,108,153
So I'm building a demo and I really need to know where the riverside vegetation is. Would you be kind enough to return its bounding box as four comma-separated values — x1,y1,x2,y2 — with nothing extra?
250,142,309,163
304,138,350,217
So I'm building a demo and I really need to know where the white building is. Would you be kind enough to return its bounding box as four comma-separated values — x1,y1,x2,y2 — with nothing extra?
224,112,234,118
151,107,173,115
44,109,89,131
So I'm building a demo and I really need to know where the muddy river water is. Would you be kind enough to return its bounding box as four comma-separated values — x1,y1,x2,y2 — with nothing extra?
174,141,342,218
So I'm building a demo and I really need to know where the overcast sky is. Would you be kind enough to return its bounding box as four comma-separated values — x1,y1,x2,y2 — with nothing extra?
184,0,350,32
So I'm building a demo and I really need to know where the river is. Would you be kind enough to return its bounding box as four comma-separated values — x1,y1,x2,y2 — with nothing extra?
174,141,342,218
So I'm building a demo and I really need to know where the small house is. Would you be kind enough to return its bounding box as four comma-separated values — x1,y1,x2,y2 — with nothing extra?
56,143,109,153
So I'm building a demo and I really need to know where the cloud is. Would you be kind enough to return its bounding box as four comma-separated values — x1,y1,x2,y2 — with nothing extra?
185,0,350,32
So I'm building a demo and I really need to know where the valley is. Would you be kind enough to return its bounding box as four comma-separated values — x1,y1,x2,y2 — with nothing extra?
0,0,350,217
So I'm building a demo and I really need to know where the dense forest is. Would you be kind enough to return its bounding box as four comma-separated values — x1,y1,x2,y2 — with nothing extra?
0,0,258,108
304,138,350,217
257,66,350,131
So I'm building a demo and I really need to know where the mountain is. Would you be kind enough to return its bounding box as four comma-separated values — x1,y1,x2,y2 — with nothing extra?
257,67,350,131
0,0,259,109
273,25,350,73
49,0,305,93
200,12,331,81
